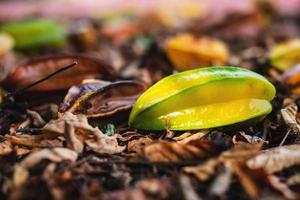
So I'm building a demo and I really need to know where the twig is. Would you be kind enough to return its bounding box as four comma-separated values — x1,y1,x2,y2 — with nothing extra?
15,127,43,133
7,61,77,97
279,129,291,146
88,159,205,167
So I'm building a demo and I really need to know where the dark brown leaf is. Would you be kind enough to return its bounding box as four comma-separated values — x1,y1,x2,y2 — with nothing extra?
3,54,117,91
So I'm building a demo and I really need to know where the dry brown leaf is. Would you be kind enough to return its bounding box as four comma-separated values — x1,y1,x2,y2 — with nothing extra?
143,139,218,162
287,173,300,186
173,131,207,144
247,144,300,174
281,104,300,137
6,134,63,148
7,112,125,154
19,147,78,169
43,112,125,154
4,54,117,91
231,162,265,199
128,137,153,154
0,140,13,156
178,175,202,200
14,147,31,157
103,178,173,200
220,143,261,162
184,158,220,181
209,167,232,197
26,109,46,127
64,121,84,153
135,178,171,199
268,176,298,200
13,147,78,187
183,143,259,181
232,132,267,145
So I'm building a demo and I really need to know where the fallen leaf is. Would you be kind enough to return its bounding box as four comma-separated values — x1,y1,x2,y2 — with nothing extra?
209,167,232,197
231,162,265,199
103,178,173,200
287,173,300,186
173,131,207,144
43,112,125,154
247,144,300,173
19,147,78,169
143,139,218,162
3,54,117,91
26,109,46,127
268,176,298,200
13,147,78,187
178,175,202,200
232,132,268,145
128,136,153,154
6,134,62,148
0,140,13,156
184,158,220,181
220,143,261,162
281,104,300,137
59,79,110,112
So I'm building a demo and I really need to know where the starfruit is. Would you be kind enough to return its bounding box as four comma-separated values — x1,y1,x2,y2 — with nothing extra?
129,66,275,131
165,34,228,71
0,19,66,50
269,39,300,71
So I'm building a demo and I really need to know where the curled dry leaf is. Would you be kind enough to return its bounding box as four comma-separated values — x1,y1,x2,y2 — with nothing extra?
19,147,78,169
232,132,267,145
184,144,298,199
60,80,147,118
43,112,125,154
173,131,208,144
3,54,117,91
143,139,218,162
103,178,173,200
184,158,220,181
209,167,232,197
127,136,153,154
6,134,62,148
184,143,261,181
13,148,78,187
280,104,300,137
0,140,13,156
287,173,300,186
247,144,300,174
59,79,110,112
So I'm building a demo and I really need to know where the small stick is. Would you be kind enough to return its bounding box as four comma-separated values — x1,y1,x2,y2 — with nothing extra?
279,129,291,146
7,61,77,97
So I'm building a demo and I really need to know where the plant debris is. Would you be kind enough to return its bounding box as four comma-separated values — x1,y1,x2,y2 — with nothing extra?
1,1,300,200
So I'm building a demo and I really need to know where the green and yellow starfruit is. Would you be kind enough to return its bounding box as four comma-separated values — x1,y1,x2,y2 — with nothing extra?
1,19,66,50
129,66,275,130
269,39,300,71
